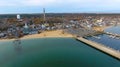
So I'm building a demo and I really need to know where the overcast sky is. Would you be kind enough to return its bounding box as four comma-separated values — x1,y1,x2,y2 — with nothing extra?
0,0,120,14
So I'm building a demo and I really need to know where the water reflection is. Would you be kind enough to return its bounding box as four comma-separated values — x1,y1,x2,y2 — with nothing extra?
13,39,22,54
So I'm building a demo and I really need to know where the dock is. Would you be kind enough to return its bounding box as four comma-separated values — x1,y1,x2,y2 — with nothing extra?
105,32,120,37
76,37,120,60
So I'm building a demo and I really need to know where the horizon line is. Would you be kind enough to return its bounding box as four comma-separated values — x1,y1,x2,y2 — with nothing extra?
1,12,120,15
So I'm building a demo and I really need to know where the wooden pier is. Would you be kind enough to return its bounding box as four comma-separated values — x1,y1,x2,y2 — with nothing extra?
76,37,120,60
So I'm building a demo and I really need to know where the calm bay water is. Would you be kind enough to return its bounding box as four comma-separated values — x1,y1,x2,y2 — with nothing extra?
87,26,120,51
105,26,120,34
0,38,120,67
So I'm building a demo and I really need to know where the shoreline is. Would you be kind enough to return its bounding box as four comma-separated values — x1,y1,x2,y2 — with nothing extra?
0,25,116,42
0,30,74,42
93,26,112,32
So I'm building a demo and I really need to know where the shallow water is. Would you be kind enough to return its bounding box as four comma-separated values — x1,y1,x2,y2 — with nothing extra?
0,38,120,67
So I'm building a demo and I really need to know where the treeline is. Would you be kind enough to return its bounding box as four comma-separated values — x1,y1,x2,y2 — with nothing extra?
0,13,120,31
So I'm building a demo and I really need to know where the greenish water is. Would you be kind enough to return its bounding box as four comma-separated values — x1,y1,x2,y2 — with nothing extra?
0,38,120,67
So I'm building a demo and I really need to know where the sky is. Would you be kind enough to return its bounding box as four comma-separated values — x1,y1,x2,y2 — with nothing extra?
0,0,120,14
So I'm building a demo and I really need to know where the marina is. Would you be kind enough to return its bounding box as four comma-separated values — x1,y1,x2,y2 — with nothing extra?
87,26,120,51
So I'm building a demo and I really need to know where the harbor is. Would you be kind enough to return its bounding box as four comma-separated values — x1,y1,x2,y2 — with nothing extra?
0,38,120,67
0,23,120,62
63,25,120,60
0,25,120,67
87,26,120,51
0,10,120,66
1,0,120,66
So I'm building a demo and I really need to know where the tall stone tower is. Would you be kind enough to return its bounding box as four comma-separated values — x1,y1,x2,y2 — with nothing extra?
43,8,46,23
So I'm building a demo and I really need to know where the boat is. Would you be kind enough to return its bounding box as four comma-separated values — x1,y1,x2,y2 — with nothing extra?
92,36,101,39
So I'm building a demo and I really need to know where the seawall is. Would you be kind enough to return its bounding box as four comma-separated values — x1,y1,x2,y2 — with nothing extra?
76,37,120,60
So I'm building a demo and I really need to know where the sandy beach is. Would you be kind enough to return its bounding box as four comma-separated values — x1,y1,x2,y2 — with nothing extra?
93,26,112,32
0,25,114,41
0,30,74,41
22,30,74,39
